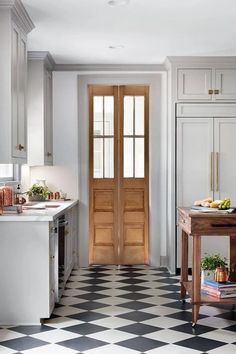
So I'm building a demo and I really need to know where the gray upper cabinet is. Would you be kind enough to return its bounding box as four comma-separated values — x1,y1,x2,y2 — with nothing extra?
0,0,34,163
177,68,236,101
27,52,55,166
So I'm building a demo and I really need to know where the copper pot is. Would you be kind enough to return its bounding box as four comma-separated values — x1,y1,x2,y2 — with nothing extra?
0,186,13,208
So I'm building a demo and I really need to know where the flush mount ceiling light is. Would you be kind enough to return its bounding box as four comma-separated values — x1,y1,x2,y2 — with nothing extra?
108,45,124,49
107,0,129,6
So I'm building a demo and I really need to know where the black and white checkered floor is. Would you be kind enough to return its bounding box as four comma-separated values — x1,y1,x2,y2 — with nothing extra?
1,266,236,354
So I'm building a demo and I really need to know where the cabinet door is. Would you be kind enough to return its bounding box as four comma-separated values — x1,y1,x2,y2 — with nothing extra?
64,211,73,282
178,69,212,101
214,118,236,204
177,118,214,266
44,70,53,164
215,69,236,100
12,26,27,160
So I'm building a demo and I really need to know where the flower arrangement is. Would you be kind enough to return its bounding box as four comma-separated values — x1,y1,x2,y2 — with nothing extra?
27,183,49,201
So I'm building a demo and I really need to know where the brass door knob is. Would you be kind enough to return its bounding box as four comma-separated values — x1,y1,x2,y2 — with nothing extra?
18,144,24,151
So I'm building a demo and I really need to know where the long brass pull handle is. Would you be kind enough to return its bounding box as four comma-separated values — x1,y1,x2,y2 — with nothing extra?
210,152,214,191
216,152,219,192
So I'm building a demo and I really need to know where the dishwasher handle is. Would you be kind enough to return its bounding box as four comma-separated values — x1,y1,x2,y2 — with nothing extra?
59,220,68,227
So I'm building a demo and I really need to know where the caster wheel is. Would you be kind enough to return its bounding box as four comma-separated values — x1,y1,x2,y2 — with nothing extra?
192,322,196,328
181,299,186,303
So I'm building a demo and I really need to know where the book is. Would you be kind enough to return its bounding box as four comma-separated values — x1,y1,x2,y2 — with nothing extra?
203,279,236,289
201,287,236,298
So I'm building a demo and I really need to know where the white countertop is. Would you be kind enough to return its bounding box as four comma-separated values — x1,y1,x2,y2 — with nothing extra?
0,200,78,221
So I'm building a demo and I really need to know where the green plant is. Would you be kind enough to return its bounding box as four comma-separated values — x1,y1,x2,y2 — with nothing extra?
27,184,49,199
201,253,227,271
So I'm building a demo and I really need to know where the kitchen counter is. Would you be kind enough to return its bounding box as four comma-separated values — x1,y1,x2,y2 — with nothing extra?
0,199,78,221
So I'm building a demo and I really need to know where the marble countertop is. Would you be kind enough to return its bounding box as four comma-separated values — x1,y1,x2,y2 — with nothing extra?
0,199,78,221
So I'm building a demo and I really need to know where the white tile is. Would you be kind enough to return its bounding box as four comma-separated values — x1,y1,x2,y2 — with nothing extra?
199,305,229,316
197,316,236,329
142,316,186,329
53,306,85,316
22,343,78,354
94,296,131,306
62,288,88,296
144,329,193,343
59,296,87,306
96,289,130,297
91,316,134,328
87,329,137,343
99,275,127,282
83,343,140,354
146,344,202,354
136,295,176,305
0,346,18,354
0,328,25,342
44,316,84,328
100,281,127,288
137,288,176,297
30,328,80,343
141,305,181,316
207,344,236,354
69,275,91,282
65,282,89,290
199,329,236,343
92,305,132,316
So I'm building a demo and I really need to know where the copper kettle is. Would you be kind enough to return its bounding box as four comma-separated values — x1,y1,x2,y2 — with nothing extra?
0,186,13,214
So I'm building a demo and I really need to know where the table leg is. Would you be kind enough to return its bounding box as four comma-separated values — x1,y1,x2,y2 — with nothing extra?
230,236,236,266
192,234,201,326
181,230,188,300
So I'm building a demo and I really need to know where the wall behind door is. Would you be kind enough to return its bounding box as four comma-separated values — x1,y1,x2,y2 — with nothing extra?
23,71,168,268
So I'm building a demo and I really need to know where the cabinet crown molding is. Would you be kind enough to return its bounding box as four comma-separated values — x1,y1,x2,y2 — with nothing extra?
28,51,55,70
0,0,34,34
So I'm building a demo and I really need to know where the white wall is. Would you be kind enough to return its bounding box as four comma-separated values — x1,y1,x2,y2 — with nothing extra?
22,71,168,268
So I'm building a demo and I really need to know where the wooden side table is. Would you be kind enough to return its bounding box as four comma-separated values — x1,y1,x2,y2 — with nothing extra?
178,207,236,326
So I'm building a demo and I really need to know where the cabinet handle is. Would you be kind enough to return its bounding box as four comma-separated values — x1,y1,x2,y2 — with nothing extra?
216,152,219,192
208,89,213,95
17,144,24,151
50,255,55,259
214,89,220,95
51,227,58,233
210,152,214,191
46,152,52,157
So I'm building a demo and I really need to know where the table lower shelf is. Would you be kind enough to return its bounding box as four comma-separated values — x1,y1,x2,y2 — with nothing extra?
182,281,236,304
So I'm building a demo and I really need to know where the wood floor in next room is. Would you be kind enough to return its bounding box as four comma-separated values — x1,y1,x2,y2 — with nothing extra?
1,265,236,353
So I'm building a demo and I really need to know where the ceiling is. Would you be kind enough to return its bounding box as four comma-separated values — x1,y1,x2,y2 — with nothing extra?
22,0,236,65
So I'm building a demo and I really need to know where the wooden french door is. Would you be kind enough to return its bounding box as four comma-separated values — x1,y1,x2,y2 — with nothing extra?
89,85,149,265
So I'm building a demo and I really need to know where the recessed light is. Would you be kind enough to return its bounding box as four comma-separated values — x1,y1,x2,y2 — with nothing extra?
107,0,129,6
108,45,124,49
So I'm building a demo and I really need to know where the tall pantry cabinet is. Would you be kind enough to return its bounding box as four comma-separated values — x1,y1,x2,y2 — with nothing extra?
166,57,236,271
0,0,34,163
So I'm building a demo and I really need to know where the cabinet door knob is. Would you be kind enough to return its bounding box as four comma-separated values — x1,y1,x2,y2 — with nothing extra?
46,152,52,157
17,144,24,151
214,89,220,94
208,89,213,95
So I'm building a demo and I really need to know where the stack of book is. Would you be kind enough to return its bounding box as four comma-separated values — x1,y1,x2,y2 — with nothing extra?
201,279,236,298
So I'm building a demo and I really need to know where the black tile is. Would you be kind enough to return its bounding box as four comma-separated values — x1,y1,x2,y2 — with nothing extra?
79,278,110,285
76,293,107,301
214,311,236,321
167,311,207,322
158,284,181,291
58,337,107,351
2,337,48,351
117,310,157,322
79,285,109,292
9,325,53,335
171,323,214,335
158,292,181,300
175,337,225,352
73,301,109,311
224,324,236,332
63,323,108,335
118,285,148,292
155,278,179,284
68,311,107,322
118,292,150,300
117,336,166,351
118,323,161,335
161,300,191,310
119,301,153,310
120,272,145,278
118,278,146,284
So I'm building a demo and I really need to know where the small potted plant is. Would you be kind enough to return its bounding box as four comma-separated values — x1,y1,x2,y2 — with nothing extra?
27,183,49,201
201,253,227,284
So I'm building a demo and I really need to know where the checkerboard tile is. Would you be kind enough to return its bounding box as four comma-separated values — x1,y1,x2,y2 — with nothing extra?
1,265,236,353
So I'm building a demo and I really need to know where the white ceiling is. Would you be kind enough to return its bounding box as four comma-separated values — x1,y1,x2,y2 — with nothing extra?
22,0,236,65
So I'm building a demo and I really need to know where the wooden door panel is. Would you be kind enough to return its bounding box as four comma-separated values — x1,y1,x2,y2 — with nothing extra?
94,190,114,211
124,224,144,245
123,246,145,264
124,190,144,211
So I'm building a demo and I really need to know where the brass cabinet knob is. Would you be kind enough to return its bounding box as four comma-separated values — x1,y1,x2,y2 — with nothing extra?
208,89,213,94
46,152,52,157
214,89,220,94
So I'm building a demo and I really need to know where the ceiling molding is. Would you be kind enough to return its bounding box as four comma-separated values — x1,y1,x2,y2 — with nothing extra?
0,0,34,34
28,51,55,70
54,63,166,72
